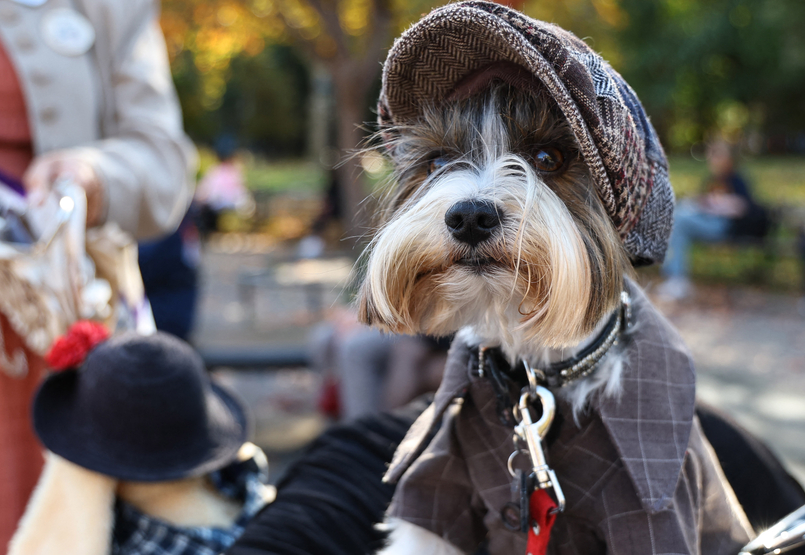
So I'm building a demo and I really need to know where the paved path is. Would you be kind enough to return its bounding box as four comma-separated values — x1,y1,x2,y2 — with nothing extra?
194,247,805,484
651,283,805,483
193,247,349,480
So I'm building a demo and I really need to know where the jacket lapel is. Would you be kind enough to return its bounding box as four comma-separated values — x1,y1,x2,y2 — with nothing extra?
385,282,697,517
383,340,473,484
594,282,696,513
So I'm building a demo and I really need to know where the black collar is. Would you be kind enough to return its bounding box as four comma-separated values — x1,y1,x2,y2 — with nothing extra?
475,291,631,390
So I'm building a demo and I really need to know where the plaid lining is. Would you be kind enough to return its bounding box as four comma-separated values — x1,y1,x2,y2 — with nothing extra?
385,281,753,554
112,458,274,555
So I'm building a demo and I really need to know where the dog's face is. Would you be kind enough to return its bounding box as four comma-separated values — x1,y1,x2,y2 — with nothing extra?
358,84,630,350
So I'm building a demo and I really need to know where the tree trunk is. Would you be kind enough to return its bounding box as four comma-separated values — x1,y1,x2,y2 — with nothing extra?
307,62,333,162
330,60,378,251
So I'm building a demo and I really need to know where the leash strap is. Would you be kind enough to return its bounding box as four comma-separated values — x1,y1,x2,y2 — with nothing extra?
526,489,557,555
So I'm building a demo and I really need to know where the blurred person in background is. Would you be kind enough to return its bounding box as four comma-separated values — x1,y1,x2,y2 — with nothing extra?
297,169,342,259
138,211,201,341
194,135,250,240
659,140,766,300
0,0,196,547
310,308,448,421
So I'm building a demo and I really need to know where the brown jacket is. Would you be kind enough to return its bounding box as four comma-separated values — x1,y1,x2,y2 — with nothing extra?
385,282,753,554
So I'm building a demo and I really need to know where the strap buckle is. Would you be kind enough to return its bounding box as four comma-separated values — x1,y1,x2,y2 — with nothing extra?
509,387,566,513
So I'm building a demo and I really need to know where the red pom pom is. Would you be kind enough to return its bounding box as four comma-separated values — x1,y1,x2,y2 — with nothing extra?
45,321,110,371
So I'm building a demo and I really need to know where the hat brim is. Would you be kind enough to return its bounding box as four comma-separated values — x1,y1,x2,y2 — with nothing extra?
33,371,251,482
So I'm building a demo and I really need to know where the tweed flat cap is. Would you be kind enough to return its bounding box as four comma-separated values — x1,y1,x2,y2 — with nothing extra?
377,1,674,265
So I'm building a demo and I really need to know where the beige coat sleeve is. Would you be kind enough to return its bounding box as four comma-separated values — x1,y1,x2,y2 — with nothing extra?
70,0,197,240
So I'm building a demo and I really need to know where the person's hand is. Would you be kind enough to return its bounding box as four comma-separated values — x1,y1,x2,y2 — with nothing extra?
23,152,105,227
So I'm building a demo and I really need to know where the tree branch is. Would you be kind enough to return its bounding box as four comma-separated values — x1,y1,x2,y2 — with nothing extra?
304,0,350,60
360,0,393,76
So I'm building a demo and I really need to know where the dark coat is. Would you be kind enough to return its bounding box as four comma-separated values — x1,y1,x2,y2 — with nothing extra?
384,282,754,554
225,401,430,555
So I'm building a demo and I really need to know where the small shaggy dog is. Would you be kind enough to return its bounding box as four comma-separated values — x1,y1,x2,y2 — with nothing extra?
357,3,754,554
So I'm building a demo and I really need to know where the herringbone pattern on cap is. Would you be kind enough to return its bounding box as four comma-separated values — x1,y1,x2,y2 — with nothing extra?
378,1,674,265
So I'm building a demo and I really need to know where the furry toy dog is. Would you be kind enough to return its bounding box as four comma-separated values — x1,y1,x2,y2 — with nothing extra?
8,323,273,555
357,3,754,554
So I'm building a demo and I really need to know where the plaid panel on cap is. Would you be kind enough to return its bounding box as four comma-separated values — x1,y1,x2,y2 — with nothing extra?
378,1,674,264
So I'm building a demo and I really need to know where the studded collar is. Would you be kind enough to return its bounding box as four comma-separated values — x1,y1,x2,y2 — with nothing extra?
476,291,631,391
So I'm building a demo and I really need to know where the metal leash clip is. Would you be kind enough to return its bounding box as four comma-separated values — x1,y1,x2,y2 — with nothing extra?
508,384,566,514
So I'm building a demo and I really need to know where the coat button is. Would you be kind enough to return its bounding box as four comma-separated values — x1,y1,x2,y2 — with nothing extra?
30,70,51,86
500,502,522,531
0,5,19,25
15,33,35,51
40,106,58,124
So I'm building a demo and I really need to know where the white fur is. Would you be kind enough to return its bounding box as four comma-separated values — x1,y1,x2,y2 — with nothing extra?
561,345,625,419
376,518,463,555
364,153,592,347
363,105,627,413
8,452,116,555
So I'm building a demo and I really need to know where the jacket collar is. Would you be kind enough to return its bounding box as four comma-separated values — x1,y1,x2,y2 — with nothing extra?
384,340,473,484
384,280,696,514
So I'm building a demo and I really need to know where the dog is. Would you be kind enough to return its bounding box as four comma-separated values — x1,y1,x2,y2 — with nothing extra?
356,3,754,554
8,327,273,555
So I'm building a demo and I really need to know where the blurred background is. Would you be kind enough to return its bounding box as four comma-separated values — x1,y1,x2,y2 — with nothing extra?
158,0,805,482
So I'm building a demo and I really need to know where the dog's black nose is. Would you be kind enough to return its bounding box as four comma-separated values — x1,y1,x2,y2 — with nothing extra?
444,200,501,247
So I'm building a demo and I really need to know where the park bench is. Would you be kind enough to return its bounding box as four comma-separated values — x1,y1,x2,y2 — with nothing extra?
236,252,354,322
200,345,309,370
695,205,805,290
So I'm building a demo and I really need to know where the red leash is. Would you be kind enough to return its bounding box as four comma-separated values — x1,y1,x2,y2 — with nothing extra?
526,489,557,555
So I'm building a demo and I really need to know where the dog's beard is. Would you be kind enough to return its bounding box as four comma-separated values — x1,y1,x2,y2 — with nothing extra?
360,158,592,347
359,85,628,350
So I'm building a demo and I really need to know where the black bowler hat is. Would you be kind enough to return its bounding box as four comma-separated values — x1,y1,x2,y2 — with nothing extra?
33,331,250,482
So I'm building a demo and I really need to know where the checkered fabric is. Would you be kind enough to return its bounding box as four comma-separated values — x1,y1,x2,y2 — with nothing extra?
112,457,274,555
377,1,674,265
384,280,753,554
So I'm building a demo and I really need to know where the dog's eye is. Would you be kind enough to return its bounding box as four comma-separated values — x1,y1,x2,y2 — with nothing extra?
427,156,449,175
533,148,564,172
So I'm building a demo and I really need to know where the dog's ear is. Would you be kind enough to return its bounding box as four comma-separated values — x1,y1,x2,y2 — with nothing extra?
356,281,407,333
356,282,378,326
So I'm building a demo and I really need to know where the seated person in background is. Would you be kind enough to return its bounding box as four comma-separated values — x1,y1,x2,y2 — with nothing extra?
310,307,449,421
195,136,250,239
139,211,201,341
9,323,273,555
659,140,766,300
